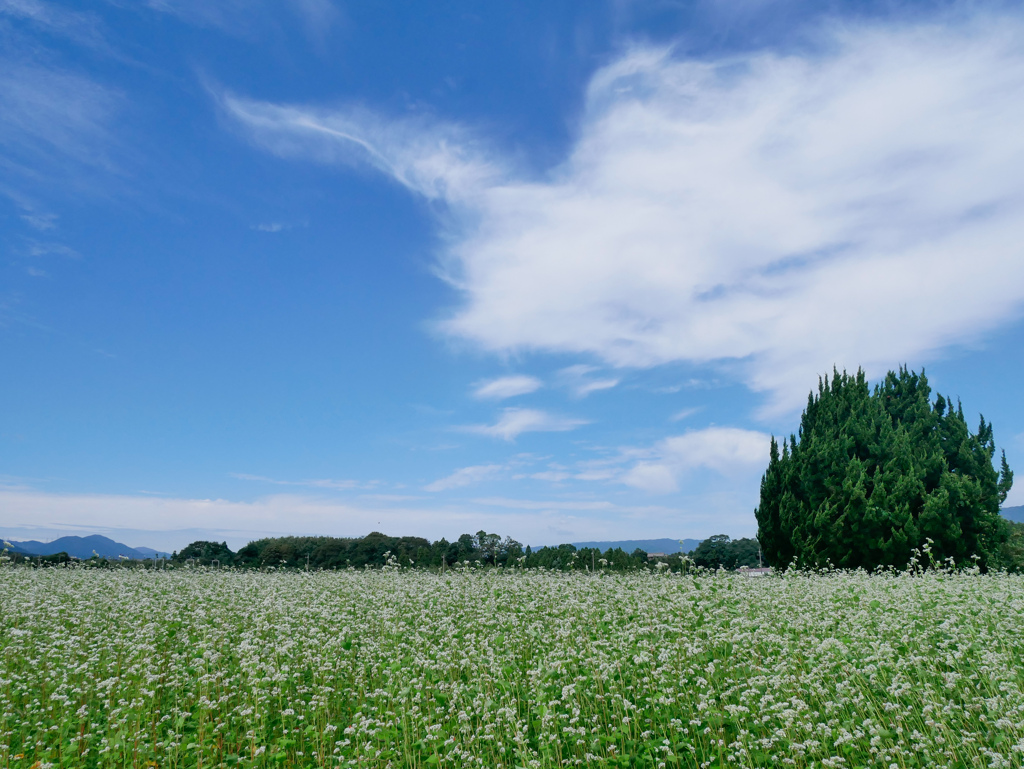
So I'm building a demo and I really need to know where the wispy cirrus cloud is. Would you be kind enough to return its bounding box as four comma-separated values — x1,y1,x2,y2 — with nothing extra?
0,0,109,51
142,0,341,43
0,59,120,181
670,406,702,422
470,497,615,512
424,464,504,492
471,375,542,400
20,211,57,230
26,241,79,258
462,408,589,441
219,92,500,201
525,470,571,482
556,364,619,398
231,472,374,491
223,12,1024,415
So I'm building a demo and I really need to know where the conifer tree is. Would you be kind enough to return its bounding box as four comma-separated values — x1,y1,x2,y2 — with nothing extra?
755,367,1013,570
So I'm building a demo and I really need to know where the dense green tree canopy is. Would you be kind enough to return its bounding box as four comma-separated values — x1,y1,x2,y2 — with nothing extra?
172,540,234,565
756,367,1013,571
171,532,659,572
690,535,762,570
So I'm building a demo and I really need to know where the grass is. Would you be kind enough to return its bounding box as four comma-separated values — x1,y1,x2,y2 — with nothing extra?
1,564,1023,768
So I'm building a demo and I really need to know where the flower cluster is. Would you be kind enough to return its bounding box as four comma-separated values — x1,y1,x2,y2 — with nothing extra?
1,566,1022,767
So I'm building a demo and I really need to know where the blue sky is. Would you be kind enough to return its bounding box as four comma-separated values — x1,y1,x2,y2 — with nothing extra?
3,0,1024,551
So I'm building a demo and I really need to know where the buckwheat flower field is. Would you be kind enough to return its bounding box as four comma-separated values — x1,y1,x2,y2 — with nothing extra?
2,567,1023,769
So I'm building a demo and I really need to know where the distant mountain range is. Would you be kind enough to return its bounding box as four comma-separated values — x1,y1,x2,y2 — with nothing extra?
3,535,170,560
1003,505,1024,523
575,514,1024,553
570,538,703,554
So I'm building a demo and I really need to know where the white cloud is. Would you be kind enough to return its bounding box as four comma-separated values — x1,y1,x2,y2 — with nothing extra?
471,497,615,512
0,190,58,231
670,407,702,422
288,0,341,45
529,470,571,482
442,23,1024,415
621,427,771,493
573,468,618,482
462,408,589,441
231,473,370,490
225,13,1024,415
253,222,285,232
472,375,543,400
20,211,57,230
621,463,679,494
143,0,340,41
0,60,119,178
0,0,108,50
556,365,620,398
220,93,499,201
425,464,503,492
27,241,79,258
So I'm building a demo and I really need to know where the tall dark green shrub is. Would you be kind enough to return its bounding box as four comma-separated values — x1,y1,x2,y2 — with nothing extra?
756,367,1013,570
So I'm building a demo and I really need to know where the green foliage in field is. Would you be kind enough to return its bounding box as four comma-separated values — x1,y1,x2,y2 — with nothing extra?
1001,521,1024,573
172,531,653,572
0,550,72,566
689,536,761,570
2,567,1023,769
756,367,1013,571
173,540,235,565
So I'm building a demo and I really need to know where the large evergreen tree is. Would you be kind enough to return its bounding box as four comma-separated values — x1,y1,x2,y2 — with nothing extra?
756,367,1013,571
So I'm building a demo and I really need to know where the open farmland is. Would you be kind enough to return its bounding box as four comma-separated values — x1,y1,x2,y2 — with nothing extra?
1,567,1023,769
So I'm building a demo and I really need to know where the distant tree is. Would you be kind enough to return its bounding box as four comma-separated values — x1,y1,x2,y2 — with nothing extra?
432,538,451,567
475,531,502,564
221,531,685,572
691,536,761,570
756,367,1013,571
173,541,234,565
455,533,478,562
692,535,731,569
261,541,298,566
38,551,72,565
234,542,261,566
731,538,762,568
498,536,524,565
1000,522,1024,573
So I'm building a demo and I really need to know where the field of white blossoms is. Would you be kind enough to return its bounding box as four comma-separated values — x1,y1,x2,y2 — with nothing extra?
1,566,1023,769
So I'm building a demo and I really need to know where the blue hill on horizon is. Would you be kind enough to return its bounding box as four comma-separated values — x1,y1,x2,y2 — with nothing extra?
567,537,703,554
3,535,170,560
1002,505,1024,523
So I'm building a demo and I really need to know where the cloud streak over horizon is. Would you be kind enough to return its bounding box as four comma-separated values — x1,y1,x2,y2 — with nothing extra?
0,486,757,552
